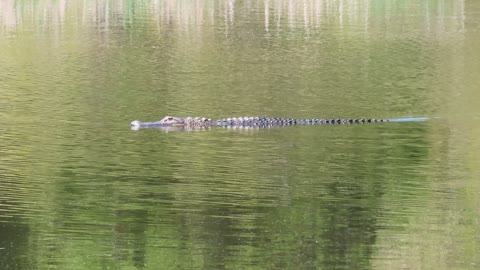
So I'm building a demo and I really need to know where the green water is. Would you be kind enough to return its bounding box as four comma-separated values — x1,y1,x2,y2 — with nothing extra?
1,1,480,269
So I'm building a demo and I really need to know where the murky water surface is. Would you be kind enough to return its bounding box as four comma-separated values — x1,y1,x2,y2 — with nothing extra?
1,1,480,269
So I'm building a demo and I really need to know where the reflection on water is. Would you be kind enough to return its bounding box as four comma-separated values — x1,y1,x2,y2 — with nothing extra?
0,121,436,269
1,0,480,270
0,0,467,35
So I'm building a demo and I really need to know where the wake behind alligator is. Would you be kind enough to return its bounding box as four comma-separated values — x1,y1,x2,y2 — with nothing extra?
130,116,428,130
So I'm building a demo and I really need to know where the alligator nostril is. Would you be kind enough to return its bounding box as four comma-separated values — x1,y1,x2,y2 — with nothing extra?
130,120,141,126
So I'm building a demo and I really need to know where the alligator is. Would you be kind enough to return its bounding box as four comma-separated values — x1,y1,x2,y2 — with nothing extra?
130,116,428,130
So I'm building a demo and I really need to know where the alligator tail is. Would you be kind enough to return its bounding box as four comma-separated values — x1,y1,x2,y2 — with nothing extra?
387,117,429,123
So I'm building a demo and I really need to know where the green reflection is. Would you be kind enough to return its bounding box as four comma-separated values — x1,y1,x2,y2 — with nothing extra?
1,0,480,270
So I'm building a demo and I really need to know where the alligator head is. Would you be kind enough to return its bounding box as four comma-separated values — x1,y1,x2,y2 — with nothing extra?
131,116,185,126
130,116,212,130
156,116,188,126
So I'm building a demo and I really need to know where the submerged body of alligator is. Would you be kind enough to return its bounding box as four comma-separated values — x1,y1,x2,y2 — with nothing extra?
130,116,428,130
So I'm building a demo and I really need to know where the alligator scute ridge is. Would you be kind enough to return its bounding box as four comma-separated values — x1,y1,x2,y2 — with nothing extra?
130,116,394,130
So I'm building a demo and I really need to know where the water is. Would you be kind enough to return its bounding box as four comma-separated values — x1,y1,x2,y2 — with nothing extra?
1,1,480,269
